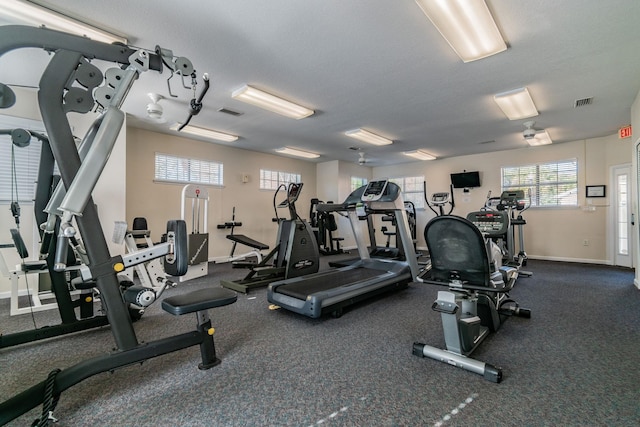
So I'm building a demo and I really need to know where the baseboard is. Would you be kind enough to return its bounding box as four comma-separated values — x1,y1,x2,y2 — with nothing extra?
0,288,55,300
527,255,611,265
343,247,611,265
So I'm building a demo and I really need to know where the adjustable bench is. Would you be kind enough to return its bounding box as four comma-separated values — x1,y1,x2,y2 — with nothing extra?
162,287,237,369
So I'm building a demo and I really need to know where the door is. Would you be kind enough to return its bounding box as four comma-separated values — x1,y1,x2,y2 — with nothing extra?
612,164,632,267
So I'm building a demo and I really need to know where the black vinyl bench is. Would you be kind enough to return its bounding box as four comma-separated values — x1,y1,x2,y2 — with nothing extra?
225,234,269,251
162,288,237,315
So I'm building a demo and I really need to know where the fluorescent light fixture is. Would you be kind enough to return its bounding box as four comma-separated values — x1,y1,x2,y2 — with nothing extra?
493,87,539,120
231,85,314,119
403,150,436,160
1,0,128,44
275,147,320,159
170,123,238,142
344,128,393,146
526,130,552,146
415,0,506,62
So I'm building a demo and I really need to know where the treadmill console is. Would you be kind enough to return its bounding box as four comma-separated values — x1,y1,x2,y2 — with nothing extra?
467,210,509,238
361,179,388,201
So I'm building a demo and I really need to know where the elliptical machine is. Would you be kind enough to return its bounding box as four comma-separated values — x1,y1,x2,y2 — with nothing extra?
469,190,532,277
498,190,531,271
424,181,455,217
220,183,319,293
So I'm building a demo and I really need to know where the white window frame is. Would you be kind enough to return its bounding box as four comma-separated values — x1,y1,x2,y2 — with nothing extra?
260,169,301,190
350,176,368,192
0,138,43,204
390,175,425,209
154,153,223,186
0,114,50,204
501,159,578,207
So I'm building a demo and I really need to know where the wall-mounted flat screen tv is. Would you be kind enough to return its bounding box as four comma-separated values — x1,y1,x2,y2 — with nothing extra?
450,171,481,188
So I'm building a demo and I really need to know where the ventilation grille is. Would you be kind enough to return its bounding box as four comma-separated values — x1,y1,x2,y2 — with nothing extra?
217,107,243,116
574,97,594,108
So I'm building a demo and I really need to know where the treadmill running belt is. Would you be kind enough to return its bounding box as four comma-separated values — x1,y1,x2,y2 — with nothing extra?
276,267,383,300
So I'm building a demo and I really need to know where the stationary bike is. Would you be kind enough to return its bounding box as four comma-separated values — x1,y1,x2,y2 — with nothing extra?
414,215,531,382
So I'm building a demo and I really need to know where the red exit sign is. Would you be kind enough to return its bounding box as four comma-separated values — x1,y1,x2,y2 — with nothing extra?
619,125,632,139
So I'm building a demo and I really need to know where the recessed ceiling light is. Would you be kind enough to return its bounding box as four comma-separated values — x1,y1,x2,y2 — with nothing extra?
493,87,539,120
231,85,314,119
403,150,436,160
415,0,506,62
170,123,238,142
1,0,128,44
275,147,320,159
344,129,393,146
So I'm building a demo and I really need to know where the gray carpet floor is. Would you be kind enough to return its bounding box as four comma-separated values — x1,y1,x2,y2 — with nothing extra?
1,257,639,426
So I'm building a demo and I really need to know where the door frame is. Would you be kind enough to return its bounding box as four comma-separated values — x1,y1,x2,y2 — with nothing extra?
609,163,633,267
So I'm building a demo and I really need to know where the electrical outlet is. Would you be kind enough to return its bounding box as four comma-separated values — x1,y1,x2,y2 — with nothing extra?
583,239,589,246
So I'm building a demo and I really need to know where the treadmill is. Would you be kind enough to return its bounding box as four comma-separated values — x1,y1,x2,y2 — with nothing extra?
267,179,420,318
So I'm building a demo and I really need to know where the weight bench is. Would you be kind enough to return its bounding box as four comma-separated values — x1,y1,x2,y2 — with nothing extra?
162,287,237,369
226,234,269,267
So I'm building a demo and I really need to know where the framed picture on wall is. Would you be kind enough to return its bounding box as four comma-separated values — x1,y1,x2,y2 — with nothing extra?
586,185,606,198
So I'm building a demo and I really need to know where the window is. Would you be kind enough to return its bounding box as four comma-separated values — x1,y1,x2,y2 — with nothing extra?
0,138,42,203
501,159,578,207
350,176,368,192
154,153,223,186
260,169,301,190
390,175,425,209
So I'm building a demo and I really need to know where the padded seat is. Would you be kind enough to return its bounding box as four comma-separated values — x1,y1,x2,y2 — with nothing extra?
162,288,237,316
226,234,269,250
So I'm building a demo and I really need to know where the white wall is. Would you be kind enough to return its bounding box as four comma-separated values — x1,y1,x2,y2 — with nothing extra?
372,136,631,263
631,88,640,288
125,127,317,261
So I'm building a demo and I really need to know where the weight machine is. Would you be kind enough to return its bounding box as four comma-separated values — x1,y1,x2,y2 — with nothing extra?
310,198,345,255
0,25,237,425
180,184,210,281
112,218,177,318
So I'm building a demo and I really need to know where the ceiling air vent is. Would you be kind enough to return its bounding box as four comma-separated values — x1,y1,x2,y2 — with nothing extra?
574,97,594,108
217,107,243,116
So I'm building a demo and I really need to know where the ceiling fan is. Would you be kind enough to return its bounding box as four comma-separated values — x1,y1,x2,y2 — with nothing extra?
522,120,553,146
522,120,540,140
146,93,166,122
358,151,370,165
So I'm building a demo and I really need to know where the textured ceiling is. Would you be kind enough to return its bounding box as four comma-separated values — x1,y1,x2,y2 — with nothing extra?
1,0,640,166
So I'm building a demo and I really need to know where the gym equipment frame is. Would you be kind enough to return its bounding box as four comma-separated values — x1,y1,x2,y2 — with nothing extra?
0,25,237,425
